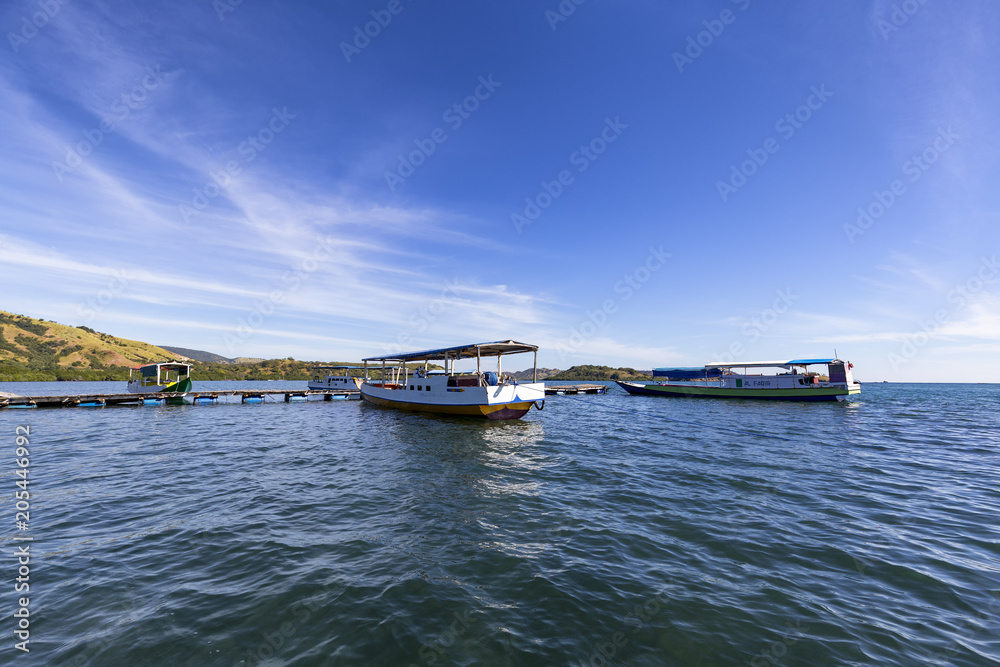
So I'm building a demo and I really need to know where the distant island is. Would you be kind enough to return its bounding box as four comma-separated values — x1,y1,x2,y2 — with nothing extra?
0,309,650,383
546,365,652,381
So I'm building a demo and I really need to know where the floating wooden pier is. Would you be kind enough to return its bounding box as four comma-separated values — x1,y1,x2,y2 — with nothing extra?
0,389,359,409
0,384,607,409
544,384,607,395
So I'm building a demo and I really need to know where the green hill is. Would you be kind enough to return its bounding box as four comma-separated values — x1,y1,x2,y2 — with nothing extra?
192,358,366,381
0,310,183,381
0,310,392,382
509,367,562,381
545,365,652,381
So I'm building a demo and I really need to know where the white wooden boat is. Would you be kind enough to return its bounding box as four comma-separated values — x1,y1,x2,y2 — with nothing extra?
307,366,364,391
360,341,545,419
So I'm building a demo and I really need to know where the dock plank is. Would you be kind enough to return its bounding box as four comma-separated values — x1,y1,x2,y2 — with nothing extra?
544,384,607,395
1,384,609,408
0,388,359,409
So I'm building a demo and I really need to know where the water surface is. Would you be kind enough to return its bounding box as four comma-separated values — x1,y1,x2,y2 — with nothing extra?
0,381,997,665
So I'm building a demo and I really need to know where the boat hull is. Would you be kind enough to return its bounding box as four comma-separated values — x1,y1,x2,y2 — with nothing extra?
360,382,544,420
127,378,193,394
615,381,859,402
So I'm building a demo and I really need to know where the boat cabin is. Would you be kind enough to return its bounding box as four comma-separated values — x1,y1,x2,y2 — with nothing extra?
127,362,192,393
363,341,538,393
128,362,190,388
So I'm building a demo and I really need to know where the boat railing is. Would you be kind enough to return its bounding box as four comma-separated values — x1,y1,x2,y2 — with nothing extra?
377,382,404,390
660,379,725,388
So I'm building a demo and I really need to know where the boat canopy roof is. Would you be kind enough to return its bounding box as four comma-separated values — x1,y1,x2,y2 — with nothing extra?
131,361,191,371
363,340,538,364
786,358,838,365
704,358,840,369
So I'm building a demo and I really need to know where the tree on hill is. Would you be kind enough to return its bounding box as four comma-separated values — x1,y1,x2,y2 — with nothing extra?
545,365,652,381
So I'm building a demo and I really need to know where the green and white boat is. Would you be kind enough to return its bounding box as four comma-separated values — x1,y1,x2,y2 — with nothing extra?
127,362,193,395
616,358,860,402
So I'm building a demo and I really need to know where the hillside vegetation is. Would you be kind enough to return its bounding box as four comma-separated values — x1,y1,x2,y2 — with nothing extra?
545,365,652,381
194,358,364,381
0,311,180,381
0,310,396,381
509,367,562,381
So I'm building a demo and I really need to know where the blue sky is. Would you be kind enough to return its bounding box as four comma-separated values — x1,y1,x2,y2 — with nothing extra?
1,0,997,381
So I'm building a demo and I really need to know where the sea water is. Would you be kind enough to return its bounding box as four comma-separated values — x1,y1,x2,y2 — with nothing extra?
0,381,997,666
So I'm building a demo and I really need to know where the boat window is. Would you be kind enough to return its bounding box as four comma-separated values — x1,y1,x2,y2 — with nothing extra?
829,363,847,383
426,386,431,391
409,385,414,390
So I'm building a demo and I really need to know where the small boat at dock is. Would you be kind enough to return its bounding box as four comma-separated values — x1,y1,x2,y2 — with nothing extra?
127,362,193,395
360,341,546,419
616,358,860,401
307,366,364,391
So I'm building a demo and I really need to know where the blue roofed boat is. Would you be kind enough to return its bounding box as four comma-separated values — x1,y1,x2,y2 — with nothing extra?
617,358,860,401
